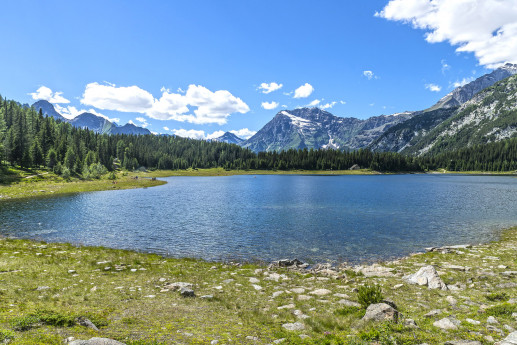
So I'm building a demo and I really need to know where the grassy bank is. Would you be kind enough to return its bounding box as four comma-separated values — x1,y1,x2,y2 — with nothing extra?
0,167,376,201
0,227,516,344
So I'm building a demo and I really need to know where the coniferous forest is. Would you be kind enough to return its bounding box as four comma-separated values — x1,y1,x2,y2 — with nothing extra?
0,95,516,177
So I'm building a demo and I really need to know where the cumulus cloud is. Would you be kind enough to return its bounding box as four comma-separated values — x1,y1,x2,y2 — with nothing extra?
206,130,226,140
452,77,475,88
81,82,154,112
363,70,378,80
308,99,321,107
321,101,337,109
80,82,250,125
172,129,207,140
29,86,70,104
258,82,283,94
135,117,149,128
261,101,279,110
293,83,314,98
425,83,442,92
163,126,170,131
53,104,120,123
230,128,256,139
441,59,451,74
376,0,517,68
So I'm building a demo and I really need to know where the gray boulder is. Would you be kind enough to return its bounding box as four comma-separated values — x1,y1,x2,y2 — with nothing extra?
180,287,195,297
433,317,460,330
76,317,99,331
444,341,482,345
362,303,398,323
497,331,517,345
404,265,448,290
69,338,126,345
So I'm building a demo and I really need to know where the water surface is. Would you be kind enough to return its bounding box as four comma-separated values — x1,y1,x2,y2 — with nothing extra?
1,174,516,263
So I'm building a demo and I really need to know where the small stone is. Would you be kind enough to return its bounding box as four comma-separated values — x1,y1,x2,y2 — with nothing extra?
210,340,219,345
272,291,284,298
68,338,126,345
273,339,286,344
291,288,305,294
76,317,99,331
333,293,349,298
424,309,442,318
277,304,295,310
297,295,312,301
164,282,193,291
68,269,76,274
338,299,361,307
446,296,458,305
180,287,195,297
309,288,331,296
466,318,481,325
249,277,260,283
487,316,499,324
245,336,258,341
282,322,305,331
404,319,418,328
36,286,50,291
252,284,262,291
393,284,404,289
362,303,398,323
200,295,213,299
444,341,482,345
433,317,459,330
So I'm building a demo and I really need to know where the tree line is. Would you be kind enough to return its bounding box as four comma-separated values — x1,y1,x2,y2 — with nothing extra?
0,95,516,177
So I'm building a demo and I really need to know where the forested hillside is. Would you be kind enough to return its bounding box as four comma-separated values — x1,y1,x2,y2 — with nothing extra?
0,95,516,176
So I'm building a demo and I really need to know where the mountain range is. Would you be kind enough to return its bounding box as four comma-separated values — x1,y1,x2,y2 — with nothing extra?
32,100,151,136
32,63,517,155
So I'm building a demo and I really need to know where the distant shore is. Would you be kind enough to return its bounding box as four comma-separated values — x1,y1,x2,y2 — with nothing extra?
1,167,515,202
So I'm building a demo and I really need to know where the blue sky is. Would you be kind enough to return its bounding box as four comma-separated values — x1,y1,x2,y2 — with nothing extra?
1,0,515,139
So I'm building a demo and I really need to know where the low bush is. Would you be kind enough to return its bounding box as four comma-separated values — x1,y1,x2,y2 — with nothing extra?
357,283,383,309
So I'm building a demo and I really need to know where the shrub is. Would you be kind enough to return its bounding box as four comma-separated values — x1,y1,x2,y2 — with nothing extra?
0,328,15,342
357,283,383,309
61,167,71,180
486,292,509,302
485,303,517,317
107,171,117,180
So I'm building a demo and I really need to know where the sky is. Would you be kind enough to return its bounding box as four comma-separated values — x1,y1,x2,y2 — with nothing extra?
1,0,516,140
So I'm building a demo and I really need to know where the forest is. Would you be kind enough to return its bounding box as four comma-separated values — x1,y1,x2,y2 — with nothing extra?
0,95,516,178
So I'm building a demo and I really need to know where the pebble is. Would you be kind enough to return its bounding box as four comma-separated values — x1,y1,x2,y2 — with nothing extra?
309,289,331,296
466,318,481,325
282,322,305,331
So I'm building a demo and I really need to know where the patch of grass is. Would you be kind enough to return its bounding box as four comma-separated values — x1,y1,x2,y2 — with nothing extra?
357,283,383,309
486,292,510,302
0,328,15,342
485,303,517,317
334,306,363,318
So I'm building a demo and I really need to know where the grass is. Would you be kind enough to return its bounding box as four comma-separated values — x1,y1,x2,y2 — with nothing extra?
0,225,515,344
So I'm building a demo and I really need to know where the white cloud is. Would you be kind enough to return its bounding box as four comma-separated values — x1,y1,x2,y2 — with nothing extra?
163,126,170,131
172,129,206,140
81,82,154,112
258,82,283,94
441,59,451,74
452,77,475,88
261,101,279,110
425,83,442,92
376,0,517,68
308,99,321,107
80,82,250,125
135,117,149,128
53,104,120,123
340,100,346,104
29,86,70,104
293,83,314,98
206,130,225,140
363,70,379,80
321,101,337,109
230,128,256,139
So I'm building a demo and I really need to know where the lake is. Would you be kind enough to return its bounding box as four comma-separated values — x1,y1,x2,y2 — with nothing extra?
1,174,516,263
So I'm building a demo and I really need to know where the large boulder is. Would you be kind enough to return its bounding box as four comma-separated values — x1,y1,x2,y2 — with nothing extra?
433,317,460,330
404,265,448,290
497,331,517,345
69,338,126,345
362,303,398,323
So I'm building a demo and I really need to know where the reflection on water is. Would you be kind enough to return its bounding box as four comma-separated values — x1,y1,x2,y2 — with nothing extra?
1,174,516,263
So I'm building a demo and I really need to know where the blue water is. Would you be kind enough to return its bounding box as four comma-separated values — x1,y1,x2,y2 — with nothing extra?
1,174,516,263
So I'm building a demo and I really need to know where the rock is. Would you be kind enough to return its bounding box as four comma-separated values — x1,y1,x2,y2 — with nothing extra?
272,291,284,298
446,296,458,305
498,331,517,345
76,317,99,331
36,286,50,291
362,303,398,323
433,317,459,330
338,299,361,307
180,287,195,297
404,265,448,290
245,336,258,341
505,325,516,333
309,289,331,296
277,304,295,310
334,293,350,298
252,284,262,291
68,270,76,274
277,259,304,267
444,341,482,345
501,271,517,276
293,310,309,319
164,282,193,291
282,322,305,331
273,339,286,344
404,319,418,328
249,277,260,283
487,316,499,324
69,338,126,345
200,295,213,299
466,318,481,325
291,288,305,294
497,282,517,289
210,340,219,345
487,325,504,336
393,284,404,289
297,295,312,301
424,309,442,318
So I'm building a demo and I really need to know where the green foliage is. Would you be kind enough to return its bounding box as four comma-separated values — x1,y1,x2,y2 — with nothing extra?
0,328,15,342
357,283,383,309
107,171,117,180
485,303,517,317
12,314,40,331
11,309,107,332
61,167,71,180
486,292,509,302
334,306,363,318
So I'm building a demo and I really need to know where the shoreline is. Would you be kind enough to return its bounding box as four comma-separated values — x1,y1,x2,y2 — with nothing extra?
0,226,516,344
2,167,516,202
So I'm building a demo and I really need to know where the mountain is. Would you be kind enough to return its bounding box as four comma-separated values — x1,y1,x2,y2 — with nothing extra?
429,63,517,111
369,63,517,153
32,100,66,121
241,108,414,152
30,100,150,135
110,123,151,135
214,131,245,144
402,73,517,156
70,112,115,134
